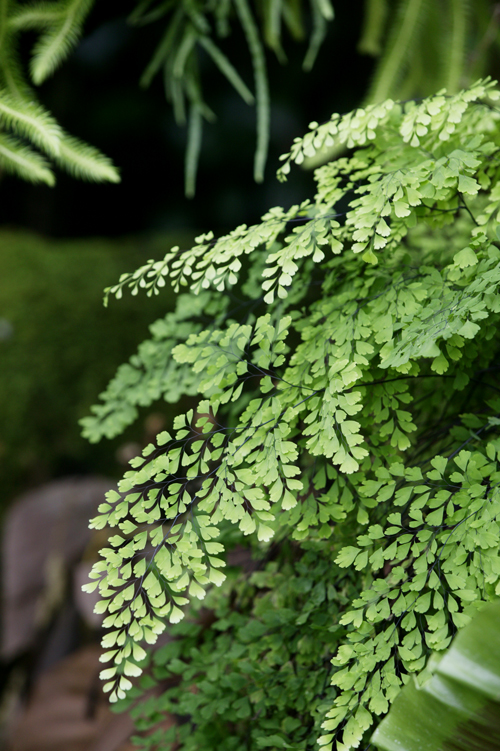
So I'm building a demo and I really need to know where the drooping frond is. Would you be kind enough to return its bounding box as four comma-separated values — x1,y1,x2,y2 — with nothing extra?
303,0,333,71
184,102,203,198
56,132,120,183
234,0,270,183
128,0,173,26
263,0,285,61
140,8,184,89
133,0,335,193
29,0,95,84
0,131,54,184
198,35,255,105
357,0,388,56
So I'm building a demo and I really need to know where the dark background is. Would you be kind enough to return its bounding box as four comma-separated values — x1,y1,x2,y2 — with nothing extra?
2,0,374,238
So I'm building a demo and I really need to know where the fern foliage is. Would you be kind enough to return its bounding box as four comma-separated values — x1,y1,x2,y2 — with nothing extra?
0,0,119,184
83,78,500,749
4,0,500,190
359,0,498,103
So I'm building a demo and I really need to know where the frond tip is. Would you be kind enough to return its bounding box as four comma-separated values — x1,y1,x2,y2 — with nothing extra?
0,132,55,185
56,133,120,183
29,0,96,85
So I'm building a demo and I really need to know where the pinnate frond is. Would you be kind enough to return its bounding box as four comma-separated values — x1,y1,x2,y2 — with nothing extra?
56,132,120,183
0,88,61,155
7,2,65,32
29,0,95,85
0,132,54,184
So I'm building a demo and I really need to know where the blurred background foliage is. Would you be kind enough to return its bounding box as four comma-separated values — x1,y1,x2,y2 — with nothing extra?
0,229,194,505
2,0,374,237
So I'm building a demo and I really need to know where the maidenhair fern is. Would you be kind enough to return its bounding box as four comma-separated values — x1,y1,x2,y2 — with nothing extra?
304,0,499,169
82,78,500,750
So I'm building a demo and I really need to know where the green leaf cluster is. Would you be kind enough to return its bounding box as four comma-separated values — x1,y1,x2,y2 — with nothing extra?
84,79,500,748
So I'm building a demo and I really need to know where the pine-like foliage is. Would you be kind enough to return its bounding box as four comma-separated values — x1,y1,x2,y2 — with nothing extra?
0,0,333,190
0,0,119,184
131,0,334,194
83,78,500,750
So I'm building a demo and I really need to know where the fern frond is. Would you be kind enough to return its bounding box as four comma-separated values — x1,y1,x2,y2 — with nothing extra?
8,2,64,32
56,132,120,183
0,131,54,184
365,0,430,103
185,103,202,198
172,24,197,79
140,7,184,89
29,0,95,85
0,27,32,99
184,54,216,121
198,35,255,105
168,68,187,125
0,88,61,155
214,0,231,37
234,0,270,183
263,0,286,62
281,0,305,40
315,0,334,22
183,0,210,35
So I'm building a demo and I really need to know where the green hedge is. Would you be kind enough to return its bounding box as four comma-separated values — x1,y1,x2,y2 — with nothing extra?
0,229,191,507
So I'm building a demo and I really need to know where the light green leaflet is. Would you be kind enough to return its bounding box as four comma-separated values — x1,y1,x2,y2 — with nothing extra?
85,80,500,751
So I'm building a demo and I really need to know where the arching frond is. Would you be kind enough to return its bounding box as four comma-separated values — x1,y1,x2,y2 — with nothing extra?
56,133,120,183
29,0,95,85
7,2,64,32
0,131,54,184
0,28,32,100
0,88,61,155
